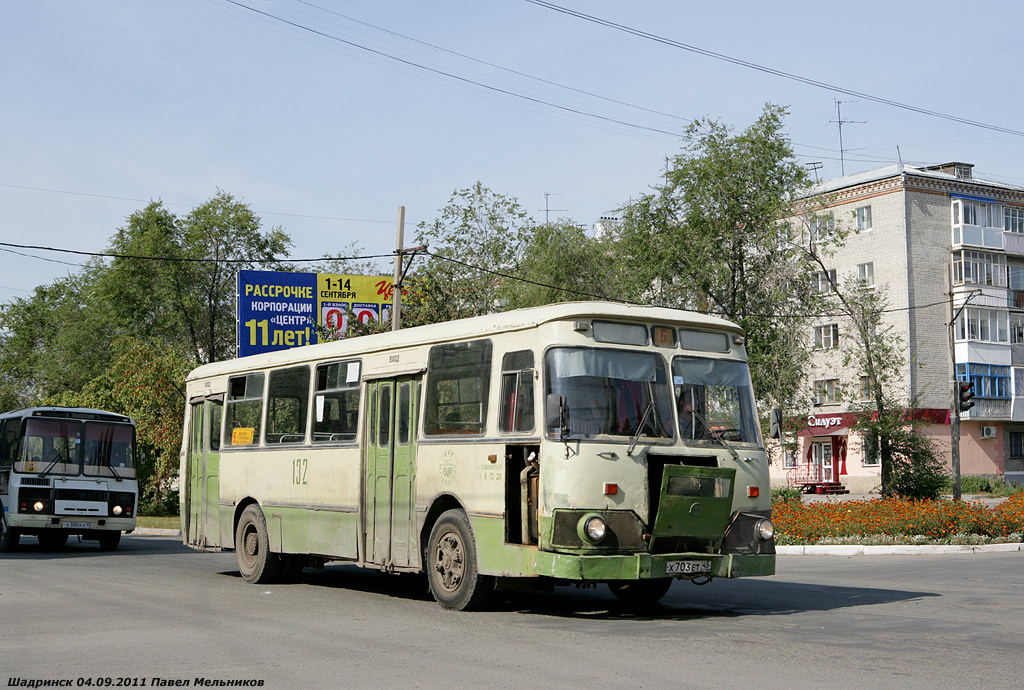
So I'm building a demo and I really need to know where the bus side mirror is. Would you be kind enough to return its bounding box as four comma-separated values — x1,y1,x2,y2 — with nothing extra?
545,394,569,437
768,407,783,439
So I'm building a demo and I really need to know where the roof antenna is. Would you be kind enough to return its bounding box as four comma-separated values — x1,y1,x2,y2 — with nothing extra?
897,146,903,166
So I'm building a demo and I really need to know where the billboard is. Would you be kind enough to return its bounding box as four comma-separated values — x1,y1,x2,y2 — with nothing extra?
237,270,397,357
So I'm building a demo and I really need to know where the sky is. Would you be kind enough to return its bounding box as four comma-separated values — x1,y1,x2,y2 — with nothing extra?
3,0,1024,300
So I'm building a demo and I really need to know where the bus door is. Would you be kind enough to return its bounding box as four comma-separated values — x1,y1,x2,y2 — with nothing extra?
363,375,420,569
186,396,223,548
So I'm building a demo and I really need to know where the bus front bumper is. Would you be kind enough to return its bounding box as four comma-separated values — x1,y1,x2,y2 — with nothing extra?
534,551,775,581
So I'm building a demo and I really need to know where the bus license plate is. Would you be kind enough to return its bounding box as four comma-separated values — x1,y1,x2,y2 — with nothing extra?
666,560,711,575
64,522,92,529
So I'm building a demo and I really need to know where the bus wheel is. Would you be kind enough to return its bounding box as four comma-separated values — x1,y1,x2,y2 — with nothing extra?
235,504,282,584
0,516,19,553
426,509,494,611
38,532,68,549
97,531,121,551
608,578,673,606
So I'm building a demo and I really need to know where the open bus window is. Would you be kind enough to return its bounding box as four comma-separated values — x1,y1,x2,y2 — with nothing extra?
425,340,492,436
83,422,137,478
265,366,311,444
313,360,360,443
672,355,761,446
499,350,535,434
226,373,264,446
16,418,81,475
544,348,673,440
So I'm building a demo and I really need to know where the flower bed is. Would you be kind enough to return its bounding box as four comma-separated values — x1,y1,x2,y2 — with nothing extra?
772,493,1024,545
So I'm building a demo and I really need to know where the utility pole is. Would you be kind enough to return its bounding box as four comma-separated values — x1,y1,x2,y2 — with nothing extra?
390,205,427,332
830,100,865,176
948,270,980,501
540,192,567,224
392,206,405,332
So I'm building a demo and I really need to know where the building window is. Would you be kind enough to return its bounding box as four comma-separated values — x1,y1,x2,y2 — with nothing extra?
952,250,1007,287
859,375,873,402
857,262,874,287
856,206,872,231
1011,432,1024,458
814,269,836,294
814,378,840,405
1012,315,1024,344
953,199,1004,248
956,363,1011,399
955,308,1009,343
1006,207,1024,234
862,432,881,466
813,324,839,349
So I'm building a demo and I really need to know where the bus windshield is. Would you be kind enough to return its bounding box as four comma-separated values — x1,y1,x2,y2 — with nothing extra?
83,422,136,478
545,348,673,440
17,418,80,475
13,418,136,477
673,355,761,447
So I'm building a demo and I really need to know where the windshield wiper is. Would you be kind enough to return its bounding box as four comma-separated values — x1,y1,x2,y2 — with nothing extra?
627,380,661,457
37,452,68,478
691,408,740,460
97,454,122,481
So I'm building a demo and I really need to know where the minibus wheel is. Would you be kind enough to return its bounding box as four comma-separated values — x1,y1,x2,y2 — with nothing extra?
0,515,19,553
426,509,494,611
98,531,121,551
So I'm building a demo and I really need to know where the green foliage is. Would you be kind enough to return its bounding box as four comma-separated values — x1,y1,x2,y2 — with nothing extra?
857,411,947,500
616,104,818,408
771,486,803,504
942,475,1024,497
410,182,533,323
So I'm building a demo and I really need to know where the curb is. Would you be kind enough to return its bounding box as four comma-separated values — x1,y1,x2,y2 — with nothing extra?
131,528,182,536
778,543,1024,555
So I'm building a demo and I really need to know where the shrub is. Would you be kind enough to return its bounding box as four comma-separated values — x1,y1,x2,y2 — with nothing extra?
771,486,803,505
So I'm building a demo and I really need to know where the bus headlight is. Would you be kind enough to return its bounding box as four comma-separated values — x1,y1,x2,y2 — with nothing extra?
579,514,608,544
755,518,775,541
33,501,45,513
112,505,123,516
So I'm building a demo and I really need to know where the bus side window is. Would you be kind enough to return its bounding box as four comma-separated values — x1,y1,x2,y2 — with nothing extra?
424,340,492,436
312,360,361,443
209,403,222,452
499,350,535,434
225,373,264,446
265,366,311,445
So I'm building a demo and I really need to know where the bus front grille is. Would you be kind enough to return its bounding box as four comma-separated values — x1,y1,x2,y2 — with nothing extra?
665,475,731,498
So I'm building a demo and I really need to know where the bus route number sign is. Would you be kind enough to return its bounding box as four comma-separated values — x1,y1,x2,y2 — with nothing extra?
665,560,711,575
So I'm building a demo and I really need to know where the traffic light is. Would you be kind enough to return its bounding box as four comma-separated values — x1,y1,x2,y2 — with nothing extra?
958,381,975,412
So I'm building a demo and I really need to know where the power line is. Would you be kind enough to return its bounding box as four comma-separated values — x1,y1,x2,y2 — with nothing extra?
219,0,682,138
523,0,1024,138
0,238,954,320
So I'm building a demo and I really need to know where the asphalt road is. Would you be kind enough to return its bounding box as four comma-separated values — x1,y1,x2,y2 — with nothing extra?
2,535,1021,689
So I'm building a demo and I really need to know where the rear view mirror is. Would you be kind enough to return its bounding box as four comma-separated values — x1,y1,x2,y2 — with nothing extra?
768,407,783,439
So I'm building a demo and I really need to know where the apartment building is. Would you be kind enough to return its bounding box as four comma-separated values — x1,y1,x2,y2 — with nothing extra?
770,161,1024,492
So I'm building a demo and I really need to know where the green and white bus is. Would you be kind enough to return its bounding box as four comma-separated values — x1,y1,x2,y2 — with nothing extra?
0,406,138,552
180,302,775,609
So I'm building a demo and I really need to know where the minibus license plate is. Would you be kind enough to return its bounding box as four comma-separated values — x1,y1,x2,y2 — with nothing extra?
64,521,92,529
666,560,711,574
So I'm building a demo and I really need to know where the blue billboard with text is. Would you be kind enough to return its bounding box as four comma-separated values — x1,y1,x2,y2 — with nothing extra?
237,270,318,357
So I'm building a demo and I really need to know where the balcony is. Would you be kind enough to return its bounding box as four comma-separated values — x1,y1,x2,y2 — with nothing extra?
1006,232,1024,256
953,224,1004,250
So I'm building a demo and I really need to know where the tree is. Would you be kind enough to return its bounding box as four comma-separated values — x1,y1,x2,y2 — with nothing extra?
617,104,819,407
503,221,617,309
409,182,533,324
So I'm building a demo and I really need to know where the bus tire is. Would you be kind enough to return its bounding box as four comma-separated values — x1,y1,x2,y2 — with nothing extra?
38,531,69,549
426,509,494,611
98,531,121,551
235,504,282,584
0,516,19,553
608,578,673,606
